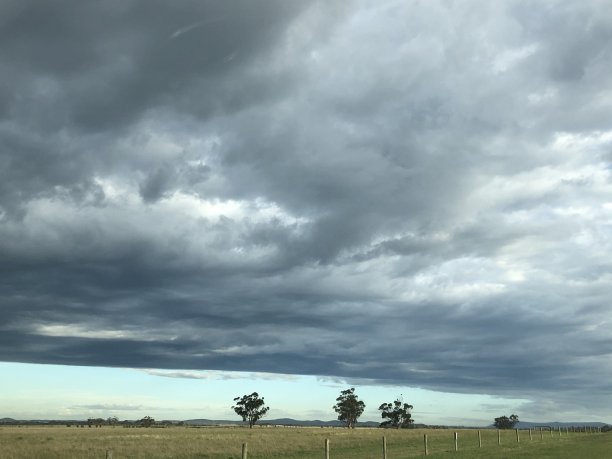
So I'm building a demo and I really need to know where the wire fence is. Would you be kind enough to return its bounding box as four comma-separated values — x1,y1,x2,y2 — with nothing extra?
100,426,604,458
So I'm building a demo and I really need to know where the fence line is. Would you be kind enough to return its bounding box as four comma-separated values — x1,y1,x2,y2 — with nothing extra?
98,426,600,458
382,435,387,459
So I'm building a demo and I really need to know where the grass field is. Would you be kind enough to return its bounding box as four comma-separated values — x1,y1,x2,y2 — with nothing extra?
0,426,609,459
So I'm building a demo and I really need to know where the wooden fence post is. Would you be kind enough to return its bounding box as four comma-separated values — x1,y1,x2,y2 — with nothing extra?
478,430,481,448
382,435,387,459
498,429,501,445
454,431,458,451
540,428,543,440
424,434,428,456
558,427,561,437
242,442,248,459
325,438,329,459
529,428,532,441
516,428,519,443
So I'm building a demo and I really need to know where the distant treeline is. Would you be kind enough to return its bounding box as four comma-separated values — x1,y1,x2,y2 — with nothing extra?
0,418,179,428
1,418,610,431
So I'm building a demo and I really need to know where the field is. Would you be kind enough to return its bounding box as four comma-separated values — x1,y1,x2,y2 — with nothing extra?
0,426,609,459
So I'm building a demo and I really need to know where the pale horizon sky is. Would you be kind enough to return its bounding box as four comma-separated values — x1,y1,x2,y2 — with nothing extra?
1,0,612,426
0,362,540,426
2,361,605,426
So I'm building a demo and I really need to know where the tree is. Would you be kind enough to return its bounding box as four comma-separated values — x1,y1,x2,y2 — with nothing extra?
87,417,105,427
140,416,155,428
494,414,519,429
107,416,119,426
378,398,414,429
332,388,366,429
232,392,270,428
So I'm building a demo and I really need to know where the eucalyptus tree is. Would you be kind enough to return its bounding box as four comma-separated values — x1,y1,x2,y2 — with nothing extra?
494,414,519,429
379,398,414,428
333,387,366,429
232,392,270,428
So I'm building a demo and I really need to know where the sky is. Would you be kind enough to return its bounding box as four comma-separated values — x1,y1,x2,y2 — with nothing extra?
1,0,611,425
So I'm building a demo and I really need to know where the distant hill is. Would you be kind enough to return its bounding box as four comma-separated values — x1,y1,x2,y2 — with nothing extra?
184,418,380,427
183,419,240,426
515,421,608,429
0,419,84,425
1,417,607,429
263,418,380,428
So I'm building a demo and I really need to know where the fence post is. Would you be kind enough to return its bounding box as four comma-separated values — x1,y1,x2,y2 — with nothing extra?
382,436,387,459
540,428,543,440
478,430,481,448
558,427,561,438
242,442,248,459
516,428,520,443
325,438,329,459
454,431,458,451
498,429,501,445
106,451,113,459
550,427,553,438
424,434,428,456
529,428,532,441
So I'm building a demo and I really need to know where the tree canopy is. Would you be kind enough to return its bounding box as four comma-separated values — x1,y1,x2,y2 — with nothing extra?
232,392,270,428
494,414,519,429
332,388,366,429
140,416,155,428
378,398,414,429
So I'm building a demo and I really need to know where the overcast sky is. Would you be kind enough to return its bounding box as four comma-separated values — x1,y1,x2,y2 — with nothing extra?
1,0,612,423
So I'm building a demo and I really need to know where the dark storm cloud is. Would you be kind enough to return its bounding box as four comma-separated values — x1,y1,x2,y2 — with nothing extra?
0,0,315,215
1,0,612,420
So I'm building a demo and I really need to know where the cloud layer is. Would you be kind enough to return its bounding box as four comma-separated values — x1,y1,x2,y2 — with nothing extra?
1,0,612,418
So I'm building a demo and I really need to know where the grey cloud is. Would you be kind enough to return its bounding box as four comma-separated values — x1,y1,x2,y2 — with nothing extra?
513,1,612,82
0,0,311,125
70,404,145,411
139,167,174,203
143,369,297,381
1,0,612,422
0,0,318,215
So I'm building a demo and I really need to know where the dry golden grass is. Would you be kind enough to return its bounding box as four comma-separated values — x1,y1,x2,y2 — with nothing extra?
0,425,608,458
